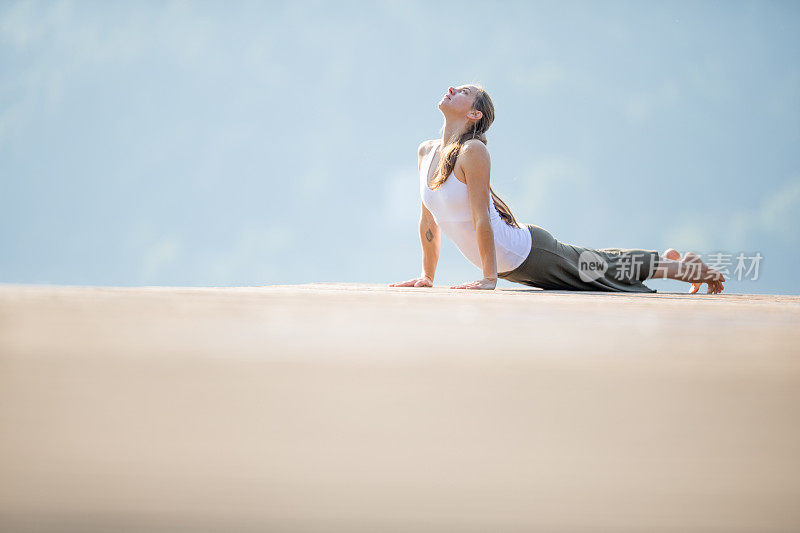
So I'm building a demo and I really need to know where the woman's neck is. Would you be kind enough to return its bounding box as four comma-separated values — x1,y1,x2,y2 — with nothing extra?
441,117,470,147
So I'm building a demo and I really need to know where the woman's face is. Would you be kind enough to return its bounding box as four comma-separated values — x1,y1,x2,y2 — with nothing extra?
438,85,476,115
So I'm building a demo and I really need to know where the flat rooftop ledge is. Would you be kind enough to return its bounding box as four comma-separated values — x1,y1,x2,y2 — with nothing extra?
1,283,799,532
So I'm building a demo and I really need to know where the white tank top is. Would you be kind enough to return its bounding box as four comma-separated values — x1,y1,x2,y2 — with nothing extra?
420,141,532,273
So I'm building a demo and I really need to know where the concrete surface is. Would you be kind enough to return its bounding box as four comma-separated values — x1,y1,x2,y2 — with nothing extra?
1,282,799,532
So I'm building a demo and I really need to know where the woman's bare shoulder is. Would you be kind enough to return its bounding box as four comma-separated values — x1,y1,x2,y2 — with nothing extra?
417,139,440,159
460,138,490,156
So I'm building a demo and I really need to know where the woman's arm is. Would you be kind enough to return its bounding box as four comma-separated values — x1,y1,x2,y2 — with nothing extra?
449,140,497,289
455,140,497,286
417,140,441,282
419,202,441,282
389,141,440,288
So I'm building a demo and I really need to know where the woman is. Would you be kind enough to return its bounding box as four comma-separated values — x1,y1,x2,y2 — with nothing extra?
389,84,725,294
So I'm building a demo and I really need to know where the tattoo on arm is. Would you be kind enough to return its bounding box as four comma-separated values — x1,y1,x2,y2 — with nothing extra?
425,229,434,242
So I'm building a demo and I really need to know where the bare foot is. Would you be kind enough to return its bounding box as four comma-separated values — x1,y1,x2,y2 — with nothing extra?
670,251,725,294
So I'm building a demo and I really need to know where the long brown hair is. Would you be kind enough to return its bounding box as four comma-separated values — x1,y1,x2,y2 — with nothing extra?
430,84,522,229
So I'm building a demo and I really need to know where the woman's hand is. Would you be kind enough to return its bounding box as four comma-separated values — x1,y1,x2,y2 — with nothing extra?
450,277,497,290
389,276,433,288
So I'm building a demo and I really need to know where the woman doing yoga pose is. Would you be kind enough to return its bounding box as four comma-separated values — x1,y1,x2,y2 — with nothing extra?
389,84,725,294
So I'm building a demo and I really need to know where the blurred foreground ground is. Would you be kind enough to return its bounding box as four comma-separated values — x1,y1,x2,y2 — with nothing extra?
1,282,799,532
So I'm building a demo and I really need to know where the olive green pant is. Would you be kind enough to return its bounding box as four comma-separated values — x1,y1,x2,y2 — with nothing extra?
498,224,661,293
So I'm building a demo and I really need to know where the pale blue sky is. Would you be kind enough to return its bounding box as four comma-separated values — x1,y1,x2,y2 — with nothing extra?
1,0,798,293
